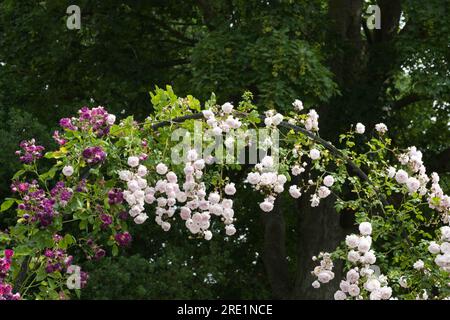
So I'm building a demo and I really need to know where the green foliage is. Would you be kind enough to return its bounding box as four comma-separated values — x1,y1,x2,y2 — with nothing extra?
0,108,50,200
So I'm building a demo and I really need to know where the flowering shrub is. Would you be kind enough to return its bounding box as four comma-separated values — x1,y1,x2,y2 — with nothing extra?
0,249,20,300
0,85,448,300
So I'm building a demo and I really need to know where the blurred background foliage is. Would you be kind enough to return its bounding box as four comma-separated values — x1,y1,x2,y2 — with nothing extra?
0,0,448,299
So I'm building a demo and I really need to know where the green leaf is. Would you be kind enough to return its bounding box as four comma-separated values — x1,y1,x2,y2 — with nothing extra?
112,244,119,256
39,167,58,181
1,199,16,212
44,150,65,159
187,95,201,111
13,245,33,256
79,220,88,230
64,234,76,246
36,269,47,282
12,169,26,180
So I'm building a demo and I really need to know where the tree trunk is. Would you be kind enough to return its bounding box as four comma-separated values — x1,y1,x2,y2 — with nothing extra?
291,191,345,299
261,198,292,299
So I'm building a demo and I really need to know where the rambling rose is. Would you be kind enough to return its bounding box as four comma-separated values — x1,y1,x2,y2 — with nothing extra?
375,123,388,134
156,163,168,175
318,186,331,199
224,183,236,195
260,201,274,212
347,250,360,263
406,177,420,194
359,222,372,236
387,167,396,178
358,237,371,253
106,114,116,125
204,230,213,241
221,102,234,114
395,169,408,184
309,148,321,160
127,156,140,168
334,290,347,300
441,226,450,241
318,271,334,283
348,284,360,297
428,241,441,254
355,123,365,134
323,175,334,187
345,234,360,248
62,165,74,177
292,99,303,111
413,260,424,270
225,225,236,236
289,185,302,199
364,279,381,292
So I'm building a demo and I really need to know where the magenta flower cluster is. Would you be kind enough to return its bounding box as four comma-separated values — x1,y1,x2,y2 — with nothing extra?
0,249,13,279
50,181,73,207
86,239,106,261
59,106,114,137
44,248,73,273
107,188,124,205
114,231,132,247
76,178,87,192
0,250,21,300
79,270,89,288
52,130,66,146
13,180,56,227
100,213,113,228
15,139,45,163
59,118,77,131
82,146,106,165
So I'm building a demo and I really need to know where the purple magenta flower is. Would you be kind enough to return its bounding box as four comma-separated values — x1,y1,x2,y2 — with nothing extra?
50,182,72,207
4,250,13,260
76,179,87,192
94,248,106,261
59,118,77,130
14,181,57,227
60,189,73,202
64,256,73,267
53,234,63,242
82,146,106,165
52,130,66,146
100,213,113,228
45,264,55,273
50,181,65,197
0,250,14,279
17,183,29,193
44,249,54,258
75,106,113,137
43,248,72,274
0,251,20,300
0,282,21,300
80,271,89,288
118,210,128,220
78,107,91,120
108,189,124,205
114,231,132,247
16,139,45,164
